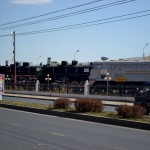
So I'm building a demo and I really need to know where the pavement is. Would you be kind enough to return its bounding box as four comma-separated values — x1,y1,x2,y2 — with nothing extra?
3,93,134,107
3,90,134,106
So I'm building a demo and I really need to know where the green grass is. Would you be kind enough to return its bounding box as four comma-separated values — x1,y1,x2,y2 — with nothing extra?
0,100,48,109
0,100,150,123
84,112,119,118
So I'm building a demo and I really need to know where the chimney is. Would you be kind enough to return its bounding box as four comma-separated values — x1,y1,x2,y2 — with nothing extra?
47,57,51,65
5,60,9,66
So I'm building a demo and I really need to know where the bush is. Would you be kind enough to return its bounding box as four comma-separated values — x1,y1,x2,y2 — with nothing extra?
74,98,104,112
54,98,70,109
132,105,146,118
90,99,104,112
116,105,145,118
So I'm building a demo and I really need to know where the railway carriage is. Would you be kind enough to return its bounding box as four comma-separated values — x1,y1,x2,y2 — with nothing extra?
89,60,150,85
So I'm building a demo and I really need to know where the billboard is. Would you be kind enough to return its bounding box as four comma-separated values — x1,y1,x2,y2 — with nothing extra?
0,74,5,100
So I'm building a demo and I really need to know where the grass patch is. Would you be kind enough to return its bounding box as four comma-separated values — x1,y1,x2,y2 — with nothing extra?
0,100,48,109
125,116,150,123
83,112,119,118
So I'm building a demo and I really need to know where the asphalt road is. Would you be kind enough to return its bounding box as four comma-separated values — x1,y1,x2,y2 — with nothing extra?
0,108,150,150
2,95,116,112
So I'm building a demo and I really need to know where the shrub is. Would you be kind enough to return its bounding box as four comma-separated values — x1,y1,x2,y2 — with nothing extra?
132,105,146,118
54,98,70,109
74,98,104,112
90,99,104,112
116,105,145,118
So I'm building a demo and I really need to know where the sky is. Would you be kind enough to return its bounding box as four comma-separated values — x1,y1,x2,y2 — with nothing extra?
0,0,150,66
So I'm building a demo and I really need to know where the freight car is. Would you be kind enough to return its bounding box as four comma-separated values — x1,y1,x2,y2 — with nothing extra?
89,60,150,85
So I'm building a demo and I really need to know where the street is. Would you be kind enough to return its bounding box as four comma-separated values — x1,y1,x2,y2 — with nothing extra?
0,107,150,150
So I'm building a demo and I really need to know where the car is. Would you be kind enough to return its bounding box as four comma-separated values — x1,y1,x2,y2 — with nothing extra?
134,82,150,115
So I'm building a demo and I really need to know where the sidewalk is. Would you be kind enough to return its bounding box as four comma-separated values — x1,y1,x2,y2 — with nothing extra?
3,92,133,106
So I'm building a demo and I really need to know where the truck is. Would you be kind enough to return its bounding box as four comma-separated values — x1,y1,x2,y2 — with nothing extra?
134,82,150,115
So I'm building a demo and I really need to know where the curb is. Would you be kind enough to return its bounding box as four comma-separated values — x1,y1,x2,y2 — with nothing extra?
0,104,150,131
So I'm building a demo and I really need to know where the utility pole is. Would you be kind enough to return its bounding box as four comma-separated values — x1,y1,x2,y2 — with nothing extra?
13,31,16,89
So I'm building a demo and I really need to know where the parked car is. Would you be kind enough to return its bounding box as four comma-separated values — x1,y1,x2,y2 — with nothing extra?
134,82,150,115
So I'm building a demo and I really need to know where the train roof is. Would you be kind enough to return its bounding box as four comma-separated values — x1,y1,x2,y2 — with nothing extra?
92,59,150,65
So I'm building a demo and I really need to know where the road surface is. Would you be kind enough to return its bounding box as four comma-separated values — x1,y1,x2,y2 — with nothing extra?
0,108,150,150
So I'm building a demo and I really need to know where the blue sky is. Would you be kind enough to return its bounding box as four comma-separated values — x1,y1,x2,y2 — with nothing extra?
0,0,150,65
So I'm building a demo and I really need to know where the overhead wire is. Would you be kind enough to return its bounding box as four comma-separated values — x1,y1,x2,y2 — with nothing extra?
0,0,106,27
0,10,149,37
0,0,136,30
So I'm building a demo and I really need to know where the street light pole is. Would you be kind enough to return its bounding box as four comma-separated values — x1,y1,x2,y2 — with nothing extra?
5,75,10,89
143,43,149,61
13,31,16,89
45,74,51,90
104,72,112,96
74,50,79,61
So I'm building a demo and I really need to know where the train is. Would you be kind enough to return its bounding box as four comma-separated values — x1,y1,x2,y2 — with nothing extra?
0,58,92,85
89,59,150,85
1,57,150,86
37,59,92,84
0,61,41,83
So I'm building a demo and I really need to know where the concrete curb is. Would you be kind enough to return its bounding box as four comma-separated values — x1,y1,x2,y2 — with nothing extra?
0,104,150,131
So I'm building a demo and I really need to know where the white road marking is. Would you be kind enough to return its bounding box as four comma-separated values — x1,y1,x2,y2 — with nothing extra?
9,123,19,126
50,132,66,137
38,143,46,146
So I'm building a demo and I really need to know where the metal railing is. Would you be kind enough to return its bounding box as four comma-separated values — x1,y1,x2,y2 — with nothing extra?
5,82,141,97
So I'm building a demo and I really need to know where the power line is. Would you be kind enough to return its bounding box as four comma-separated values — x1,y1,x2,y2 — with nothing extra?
0,10,149,37
0,0,135,31
0,0,106,27
18,10,150,35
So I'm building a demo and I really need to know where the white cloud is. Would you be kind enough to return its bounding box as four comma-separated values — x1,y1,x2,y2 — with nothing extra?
10,0,52,5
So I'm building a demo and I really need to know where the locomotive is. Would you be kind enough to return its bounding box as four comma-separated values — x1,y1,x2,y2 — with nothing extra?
37,58,92,84
0,58,92,84
0,61,41,83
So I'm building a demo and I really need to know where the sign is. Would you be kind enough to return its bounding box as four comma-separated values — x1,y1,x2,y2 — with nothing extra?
84,68,89,73
115,77,126,82
0,74,5,100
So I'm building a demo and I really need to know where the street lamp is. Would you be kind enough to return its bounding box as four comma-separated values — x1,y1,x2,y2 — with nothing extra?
74,50,79,61
104,72,112,96
5,75,10,89
45,74,51,90
143,43,149,60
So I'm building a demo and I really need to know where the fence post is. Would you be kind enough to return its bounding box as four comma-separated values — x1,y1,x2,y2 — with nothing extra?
35,80,39,92
84,80,89,95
